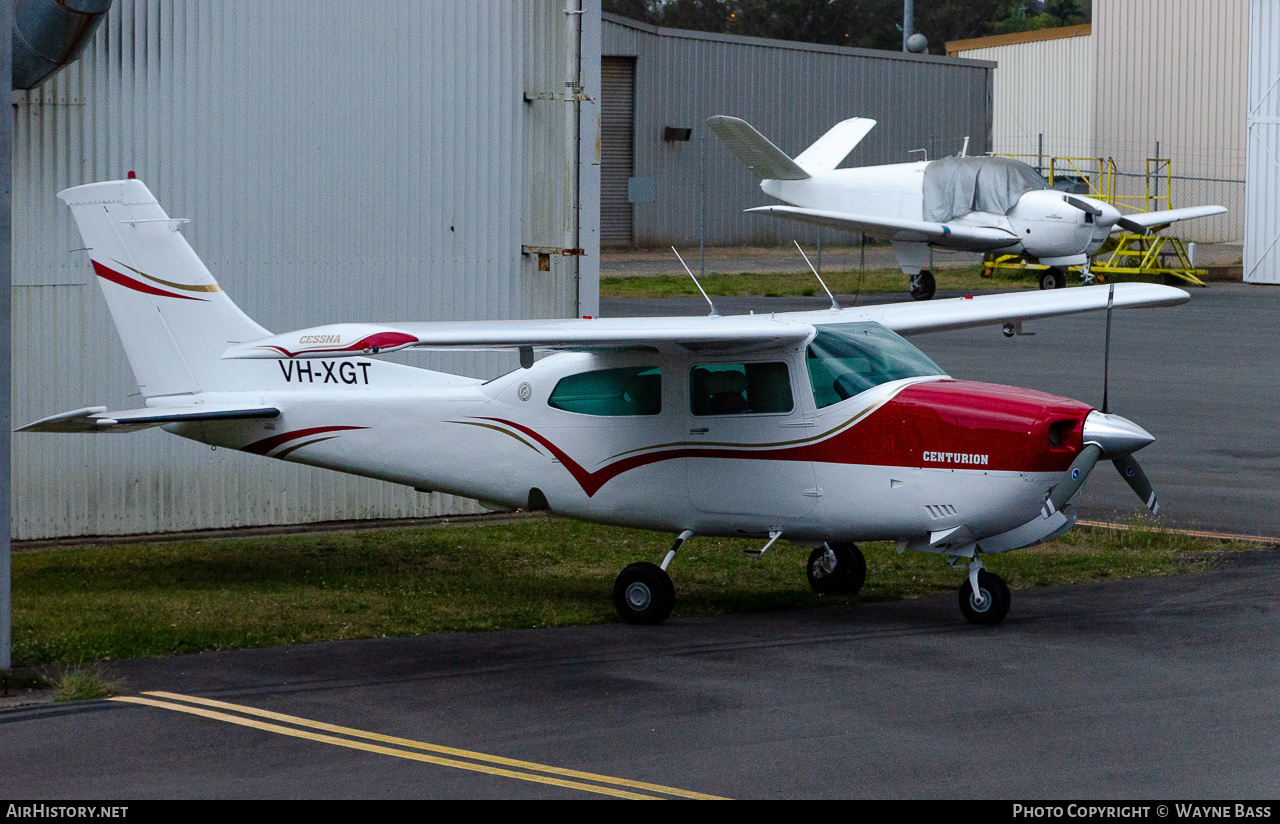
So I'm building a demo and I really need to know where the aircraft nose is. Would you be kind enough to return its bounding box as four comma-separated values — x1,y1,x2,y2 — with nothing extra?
1081,410,1155,458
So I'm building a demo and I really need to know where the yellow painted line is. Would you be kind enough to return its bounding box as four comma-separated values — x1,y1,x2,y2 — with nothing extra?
111,692,724,800
1076,520,1278,545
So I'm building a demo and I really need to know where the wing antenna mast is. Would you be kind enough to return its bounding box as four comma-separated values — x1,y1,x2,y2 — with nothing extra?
672,247,720,317
1101,283,1114,413
794,240,840,310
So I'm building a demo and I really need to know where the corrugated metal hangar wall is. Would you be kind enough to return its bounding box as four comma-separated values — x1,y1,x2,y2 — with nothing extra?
12,0,602,539
601,14,994,248
950,0,1248,245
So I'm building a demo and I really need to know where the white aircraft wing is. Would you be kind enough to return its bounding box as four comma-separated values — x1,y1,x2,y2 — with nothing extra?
222,316,817,360
18,403,281,433
826,283,1190,335
1117,205,1227,232
224,284,1188,363
745,205,1020,252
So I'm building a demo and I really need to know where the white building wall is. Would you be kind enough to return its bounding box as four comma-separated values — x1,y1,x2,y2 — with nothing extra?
1092,0,1248,243
12,0,598,539
958,32,1094,162
1245,0,1280,284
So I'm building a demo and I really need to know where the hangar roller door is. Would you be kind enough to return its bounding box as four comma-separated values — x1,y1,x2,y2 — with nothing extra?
601,56,635,247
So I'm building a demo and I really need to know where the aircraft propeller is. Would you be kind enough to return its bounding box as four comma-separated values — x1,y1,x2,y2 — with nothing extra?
1062,194,1149,236
1042,284,1160,519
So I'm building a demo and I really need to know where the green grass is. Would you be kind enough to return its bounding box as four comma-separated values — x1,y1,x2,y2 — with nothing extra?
10,517,1261,665
600,265,1036,299
45,663,122,701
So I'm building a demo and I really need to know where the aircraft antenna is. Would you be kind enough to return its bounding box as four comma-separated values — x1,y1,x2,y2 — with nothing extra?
672,246,720,317
794,240,840,310
1102,282,1114,413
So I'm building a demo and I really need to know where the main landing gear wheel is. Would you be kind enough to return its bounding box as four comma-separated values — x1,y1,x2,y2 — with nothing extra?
1038,267,1066,290
613,562,675,625
909,270,936,301
806,543,867,596
958,569,1010,626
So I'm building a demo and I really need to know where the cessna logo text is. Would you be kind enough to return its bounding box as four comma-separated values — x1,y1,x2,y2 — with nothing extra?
299,334,341,345
924,451,989,466
279,360,372,385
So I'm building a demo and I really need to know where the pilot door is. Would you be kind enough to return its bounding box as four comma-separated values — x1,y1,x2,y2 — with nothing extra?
684,358,819,518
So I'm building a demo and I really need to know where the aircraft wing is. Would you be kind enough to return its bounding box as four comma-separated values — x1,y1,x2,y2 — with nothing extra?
18,404,281,433
831,283,1190,336
223,284,1188,362
745,205,1021,252
222,317,817,360
1116,205,1227,233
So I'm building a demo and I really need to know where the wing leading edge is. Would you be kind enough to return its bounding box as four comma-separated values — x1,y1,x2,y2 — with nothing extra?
221,284,1187,362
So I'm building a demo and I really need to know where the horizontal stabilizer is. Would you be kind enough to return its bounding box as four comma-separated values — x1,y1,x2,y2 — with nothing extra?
1116,205,1227,232
794,118,876,174
18,404,280,433
746,205,1020,252
706,116,810,181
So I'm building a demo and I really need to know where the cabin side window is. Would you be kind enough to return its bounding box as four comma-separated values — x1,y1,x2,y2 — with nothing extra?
689,362,794,416
547,366,662,416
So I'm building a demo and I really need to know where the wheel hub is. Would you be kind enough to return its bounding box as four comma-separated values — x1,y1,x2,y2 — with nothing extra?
625,582,652,610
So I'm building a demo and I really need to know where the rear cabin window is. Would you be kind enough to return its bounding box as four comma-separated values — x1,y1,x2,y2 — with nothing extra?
690,362,793,416
547,366,662,416
806,322,945,409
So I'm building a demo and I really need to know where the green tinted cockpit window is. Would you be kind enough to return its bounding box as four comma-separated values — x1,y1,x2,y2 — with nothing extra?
806,323,945,408
548,366,662,416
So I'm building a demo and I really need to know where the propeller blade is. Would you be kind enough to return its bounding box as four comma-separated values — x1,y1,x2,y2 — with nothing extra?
1115,216,1150,235
1043,443,1103,518
1113,454,1160,515
1063,195,1103,218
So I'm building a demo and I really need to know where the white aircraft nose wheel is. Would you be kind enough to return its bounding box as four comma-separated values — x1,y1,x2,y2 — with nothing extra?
909,270,936,301
958,569,1010,625
806,543,867,595
613,562,675,625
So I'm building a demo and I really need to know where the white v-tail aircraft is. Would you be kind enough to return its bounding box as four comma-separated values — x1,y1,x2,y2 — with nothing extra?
708,115,1227,299
23,178,1186,626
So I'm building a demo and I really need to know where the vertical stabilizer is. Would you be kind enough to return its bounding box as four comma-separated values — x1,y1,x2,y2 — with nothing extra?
794,118,876,174
58,179,270,397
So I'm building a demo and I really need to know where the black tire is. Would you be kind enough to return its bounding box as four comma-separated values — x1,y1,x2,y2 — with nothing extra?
958,570,1011,626
806,543,867,596
1038,267,1066,290
909,270,936,301
613,562,674,625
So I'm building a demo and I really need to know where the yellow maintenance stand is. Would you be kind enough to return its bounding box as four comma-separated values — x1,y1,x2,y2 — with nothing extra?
982,156,1211,288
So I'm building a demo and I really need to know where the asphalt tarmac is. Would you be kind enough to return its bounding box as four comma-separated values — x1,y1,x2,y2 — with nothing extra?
5,280,1277,800
5,547,1278,799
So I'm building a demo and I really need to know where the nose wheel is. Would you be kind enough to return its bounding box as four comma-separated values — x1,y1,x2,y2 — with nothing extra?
909,270,936,301
806,542,867,595
958,568,1010,625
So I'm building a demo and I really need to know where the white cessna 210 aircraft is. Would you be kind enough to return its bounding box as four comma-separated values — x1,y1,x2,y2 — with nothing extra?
707,115,1227,300
23,178,1186,626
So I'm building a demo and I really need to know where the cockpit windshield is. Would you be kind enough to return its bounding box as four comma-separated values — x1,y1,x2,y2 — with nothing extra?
805,322,946,408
